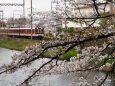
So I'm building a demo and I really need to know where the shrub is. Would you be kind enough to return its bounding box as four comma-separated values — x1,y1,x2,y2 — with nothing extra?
63,49,77,61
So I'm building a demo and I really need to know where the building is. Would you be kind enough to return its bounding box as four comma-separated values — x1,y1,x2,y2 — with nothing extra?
51,0,114,28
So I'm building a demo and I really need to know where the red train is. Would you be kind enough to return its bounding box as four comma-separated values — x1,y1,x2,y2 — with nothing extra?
0,27,44,38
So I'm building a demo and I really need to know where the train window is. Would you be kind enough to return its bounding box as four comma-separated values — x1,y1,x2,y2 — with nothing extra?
35,27,38,34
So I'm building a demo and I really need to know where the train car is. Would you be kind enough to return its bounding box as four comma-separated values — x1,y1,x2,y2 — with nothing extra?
0,26,44,38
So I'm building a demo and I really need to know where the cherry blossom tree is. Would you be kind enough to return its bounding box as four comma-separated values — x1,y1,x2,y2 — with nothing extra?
0,0,115,86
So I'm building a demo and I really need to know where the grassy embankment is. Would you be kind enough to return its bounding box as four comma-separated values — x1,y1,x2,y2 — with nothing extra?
0,37,78,60
0,37,38,51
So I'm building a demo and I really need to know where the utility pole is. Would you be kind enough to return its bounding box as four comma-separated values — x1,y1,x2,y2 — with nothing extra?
0,10,3,28
51,1,53,14
109,0,113,27
64,0,68,38
64,0,67,29
23,0,25,27
30,0,33,39
23,0,25,17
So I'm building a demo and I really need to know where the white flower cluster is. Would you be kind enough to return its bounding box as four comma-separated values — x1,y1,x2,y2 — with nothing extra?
4,43,108,75
79,77,90,86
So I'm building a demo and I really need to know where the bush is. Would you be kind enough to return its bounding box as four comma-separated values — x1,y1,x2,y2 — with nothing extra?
43,36,52,41
44,50,52,57
63,49,77,61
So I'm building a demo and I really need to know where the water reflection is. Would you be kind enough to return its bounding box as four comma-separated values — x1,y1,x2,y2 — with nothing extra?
110,74,115,86
31,71,111,86
0,48,20,66
0,48,113,86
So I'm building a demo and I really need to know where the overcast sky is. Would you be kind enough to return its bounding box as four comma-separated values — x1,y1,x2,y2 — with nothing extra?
0,0,52,18
0,0,105,18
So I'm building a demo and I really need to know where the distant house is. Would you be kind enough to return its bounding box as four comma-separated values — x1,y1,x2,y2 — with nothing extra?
61,3,113,28
62,20,100,28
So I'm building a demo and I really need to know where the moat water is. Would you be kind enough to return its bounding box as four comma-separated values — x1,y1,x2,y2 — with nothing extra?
0,48,114,86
